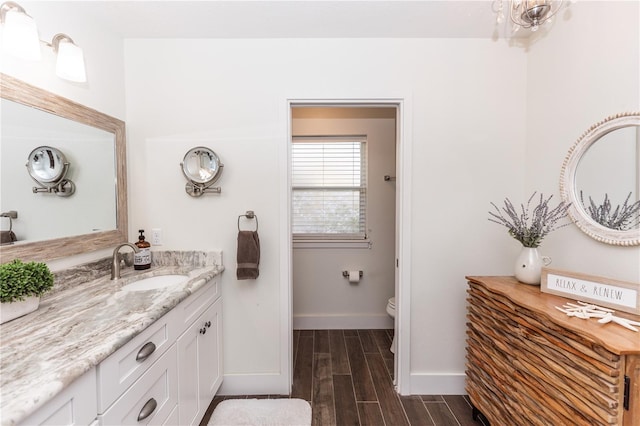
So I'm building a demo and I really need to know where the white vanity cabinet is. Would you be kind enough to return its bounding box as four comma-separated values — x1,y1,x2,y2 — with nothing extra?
94,277,223,426
18,367,97,426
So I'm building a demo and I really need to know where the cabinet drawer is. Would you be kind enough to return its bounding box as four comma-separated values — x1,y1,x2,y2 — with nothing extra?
175,278,220,329
97,308,179,412
99,344,178,426
19,367,97,426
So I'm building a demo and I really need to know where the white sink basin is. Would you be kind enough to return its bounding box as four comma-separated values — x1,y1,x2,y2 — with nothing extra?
121,274,189,291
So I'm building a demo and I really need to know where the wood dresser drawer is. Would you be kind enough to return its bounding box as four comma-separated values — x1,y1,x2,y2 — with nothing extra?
465,276,640,426
99,344,178,425
97,308,179,412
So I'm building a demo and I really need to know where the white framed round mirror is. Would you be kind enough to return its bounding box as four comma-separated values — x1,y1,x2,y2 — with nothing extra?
180,147,223,196
560,112,640,246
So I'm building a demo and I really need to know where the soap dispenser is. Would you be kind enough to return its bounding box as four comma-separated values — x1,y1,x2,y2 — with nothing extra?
134,229,151,270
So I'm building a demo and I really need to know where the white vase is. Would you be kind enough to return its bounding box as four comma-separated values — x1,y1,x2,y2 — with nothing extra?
514,247,552,285
1,296,40,324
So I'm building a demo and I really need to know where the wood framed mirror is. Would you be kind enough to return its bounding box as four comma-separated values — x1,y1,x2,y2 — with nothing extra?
0,73,128,262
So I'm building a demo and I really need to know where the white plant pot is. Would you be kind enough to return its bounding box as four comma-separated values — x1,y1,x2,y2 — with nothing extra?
514,247,552,285
1,296,40,324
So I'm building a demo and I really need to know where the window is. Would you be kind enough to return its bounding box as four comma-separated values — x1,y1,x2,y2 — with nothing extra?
292,136,367,239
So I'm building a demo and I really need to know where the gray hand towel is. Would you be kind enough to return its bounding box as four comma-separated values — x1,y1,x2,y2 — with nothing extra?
1,230,17,245
237,230,260,280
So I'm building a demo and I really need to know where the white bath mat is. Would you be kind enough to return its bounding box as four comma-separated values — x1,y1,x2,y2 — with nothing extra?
209,398,311,426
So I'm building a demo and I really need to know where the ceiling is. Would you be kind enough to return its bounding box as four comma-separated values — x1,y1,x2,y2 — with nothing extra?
49,1,530,40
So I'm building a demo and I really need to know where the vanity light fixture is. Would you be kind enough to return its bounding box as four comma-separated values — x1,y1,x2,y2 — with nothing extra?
0,1,40,60
0,2,86,82
494,0,564,32
50,33,86,83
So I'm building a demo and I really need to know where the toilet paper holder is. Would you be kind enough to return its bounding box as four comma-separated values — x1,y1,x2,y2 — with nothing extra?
342,270,363,278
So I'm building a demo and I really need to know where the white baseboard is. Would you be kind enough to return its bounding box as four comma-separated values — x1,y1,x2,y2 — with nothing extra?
218,373,290,396
408,373,466,395
218,372,466,397
293,314,393,330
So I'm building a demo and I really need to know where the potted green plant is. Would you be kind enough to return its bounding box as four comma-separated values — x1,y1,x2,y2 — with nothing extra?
0,259,54,324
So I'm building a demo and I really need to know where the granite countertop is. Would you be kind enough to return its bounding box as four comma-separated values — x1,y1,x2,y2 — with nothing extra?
0,250,224,426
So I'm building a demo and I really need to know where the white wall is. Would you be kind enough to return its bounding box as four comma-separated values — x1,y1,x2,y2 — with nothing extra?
124,38,527,394
526,1,640,282
292,108,396,330
0,1,126,271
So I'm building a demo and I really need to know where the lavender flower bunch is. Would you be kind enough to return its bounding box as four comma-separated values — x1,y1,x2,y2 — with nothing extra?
580,191,640,231
489,192,572,248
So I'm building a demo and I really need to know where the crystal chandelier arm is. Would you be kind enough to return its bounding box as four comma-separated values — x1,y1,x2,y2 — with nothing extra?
508,0,564,32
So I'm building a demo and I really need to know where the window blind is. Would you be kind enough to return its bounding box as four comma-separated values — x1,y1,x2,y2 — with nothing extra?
292,137,367,239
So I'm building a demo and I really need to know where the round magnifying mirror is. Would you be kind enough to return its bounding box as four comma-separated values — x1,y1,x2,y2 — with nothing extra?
181,147,223,186
27,146,68,186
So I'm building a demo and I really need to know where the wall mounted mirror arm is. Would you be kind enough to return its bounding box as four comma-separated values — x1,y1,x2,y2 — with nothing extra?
180,147,224,197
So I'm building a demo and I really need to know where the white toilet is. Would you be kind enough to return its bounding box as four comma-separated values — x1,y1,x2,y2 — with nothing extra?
386,297,396,353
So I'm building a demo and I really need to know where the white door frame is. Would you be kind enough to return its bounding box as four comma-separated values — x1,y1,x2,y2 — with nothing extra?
282,97,413,395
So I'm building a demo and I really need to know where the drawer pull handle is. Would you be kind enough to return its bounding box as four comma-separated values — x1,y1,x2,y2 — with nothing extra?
136,342,156,362
205,321,211,328
200,327,207,335
137,398,157,422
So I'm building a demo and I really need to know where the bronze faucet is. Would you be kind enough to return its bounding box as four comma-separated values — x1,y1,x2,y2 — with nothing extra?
111,242,140,280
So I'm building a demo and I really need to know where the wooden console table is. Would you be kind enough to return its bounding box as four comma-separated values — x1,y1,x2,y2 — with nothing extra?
466,276,639,426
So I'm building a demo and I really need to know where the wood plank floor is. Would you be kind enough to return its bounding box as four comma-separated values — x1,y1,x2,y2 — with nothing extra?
201,329,487,426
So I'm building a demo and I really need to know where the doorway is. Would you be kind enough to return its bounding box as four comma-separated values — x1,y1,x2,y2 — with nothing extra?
285,100,411,394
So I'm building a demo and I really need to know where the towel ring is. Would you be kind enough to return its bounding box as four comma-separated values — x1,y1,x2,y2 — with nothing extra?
1,211,17,232
238,210,258,232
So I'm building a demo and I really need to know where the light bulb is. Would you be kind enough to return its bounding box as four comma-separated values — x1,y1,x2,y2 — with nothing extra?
55,38,86,82
1,7,40,60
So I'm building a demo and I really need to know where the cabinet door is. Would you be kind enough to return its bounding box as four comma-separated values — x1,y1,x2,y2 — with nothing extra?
624,355,640,426
177,298,223,426
199,298,223,404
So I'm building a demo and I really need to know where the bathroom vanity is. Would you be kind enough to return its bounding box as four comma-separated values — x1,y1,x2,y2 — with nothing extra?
0,251,224,426
466,276,639,426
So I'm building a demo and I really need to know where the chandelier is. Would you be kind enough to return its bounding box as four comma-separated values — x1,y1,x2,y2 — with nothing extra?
495,0,565,32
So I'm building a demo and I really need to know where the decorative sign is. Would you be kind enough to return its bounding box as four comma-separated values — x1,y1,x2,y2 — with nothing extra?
541,268,640,315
